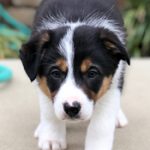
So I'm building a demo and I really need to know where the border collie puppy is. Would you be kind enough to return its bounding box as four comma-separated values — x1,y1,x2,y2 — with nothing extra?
20,0,130,149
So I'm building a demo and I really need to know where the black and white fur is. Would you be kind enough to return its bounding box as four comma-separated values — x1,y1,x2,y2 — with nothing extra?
20,0,130,150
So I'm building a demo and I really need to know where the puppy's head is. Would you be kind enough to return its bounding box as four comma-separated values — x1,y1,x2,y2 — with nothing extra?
20,25,130,121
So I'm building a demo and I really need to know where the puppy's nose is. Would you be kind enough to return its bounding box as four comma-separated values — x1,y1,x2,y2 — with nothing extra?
63,102,81,118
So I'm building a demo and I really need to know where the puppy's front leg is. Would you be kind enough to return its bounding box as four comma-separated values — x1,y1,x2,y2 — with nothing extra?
85,89,120,150
34,85,66,150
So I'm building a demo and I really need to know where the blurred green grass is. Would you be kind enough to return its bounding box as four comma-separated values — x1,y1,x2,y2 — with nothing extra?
124,0,150,57
0,25,29,58
0,4,30,59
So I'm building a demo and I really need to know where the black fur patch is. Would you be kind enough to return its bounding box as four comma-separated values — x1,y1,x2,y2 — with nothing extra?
118,62,126,92
72,26,129,98
20,0,130,100
20,27,68,94
33,0,123,33
72,26,116,95
38,27,69,93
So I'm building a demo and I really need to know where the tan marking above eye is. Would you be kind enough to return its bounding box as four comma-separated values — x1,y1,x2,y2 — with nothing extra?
104,41,117,50
56,58,68,72
41,32,50,43
37,77,55,100
81,58,92,73
91,76,112,101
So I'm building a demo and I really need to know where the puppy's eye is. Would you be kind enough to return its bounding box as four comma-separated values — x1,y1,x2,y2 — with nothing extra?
50,68,63,79
87,68,99,79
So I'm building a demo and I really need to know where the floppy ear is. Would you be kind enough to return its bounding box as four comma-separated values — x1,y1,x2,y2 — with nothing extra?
100,28,130,65
19,30,50,81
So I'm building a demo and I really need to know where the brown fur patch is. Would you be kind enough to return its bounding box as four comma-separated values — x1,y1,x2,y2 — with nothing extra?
81,59,92,73
104,41,117,50
38,77,55,99
41,32,50,43
92,76,112,101
56,58,67,72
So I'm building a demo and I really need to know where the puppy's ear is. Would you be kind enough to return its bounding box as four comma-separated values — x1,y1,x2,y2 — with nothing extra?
100,28,130,65
19,30,50,81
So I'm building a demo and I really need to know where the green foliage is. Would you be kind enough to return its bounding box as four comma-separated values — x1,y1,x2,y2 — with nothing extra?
0,25,29,58
124,0,150,57
0,4,30,59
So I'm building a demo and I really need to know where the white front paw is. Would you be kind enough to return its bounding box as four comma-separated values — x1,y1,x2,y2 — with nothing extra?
34,122,66,150
85,141,111,150
116,109,128,128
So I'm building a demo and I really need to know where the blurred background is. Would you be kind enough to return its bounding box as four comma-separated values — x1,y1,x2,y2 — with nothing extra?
0,0,149,59
0,1,150,150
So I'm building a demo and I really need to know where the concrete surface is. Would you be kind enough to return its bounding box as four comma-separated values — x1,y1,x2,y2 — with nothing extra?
7,7,35,26
12,0,41,7
0,59,150,150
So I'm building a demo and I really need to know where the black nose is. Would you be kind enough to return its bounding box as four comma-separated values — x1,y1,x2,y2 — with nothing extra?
63,102,81,118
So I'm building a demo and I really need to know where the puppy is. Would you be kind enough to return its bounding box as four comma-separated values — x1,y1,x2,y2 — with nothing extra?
20,0,130,149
